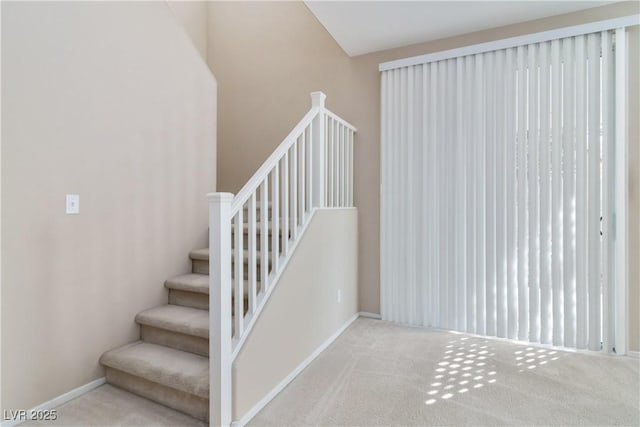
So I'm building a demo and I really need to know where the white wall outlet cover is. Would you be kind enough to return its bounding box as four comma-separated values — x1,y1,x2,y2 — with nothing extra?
66,194,80,214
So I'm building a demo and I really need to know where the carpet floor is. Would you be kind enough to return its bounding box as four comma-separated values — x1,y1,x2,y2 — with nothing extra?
21,384,205,427
249,318,640,426
20,318,639,426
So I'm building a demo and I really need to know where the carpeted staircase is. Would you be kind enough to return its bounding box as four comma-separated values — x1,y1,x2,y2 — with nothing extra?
100,205,277,422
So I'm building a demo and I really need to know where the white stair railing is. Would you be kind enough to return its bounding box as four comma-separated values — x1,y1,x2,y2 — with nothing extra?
208,92,356,426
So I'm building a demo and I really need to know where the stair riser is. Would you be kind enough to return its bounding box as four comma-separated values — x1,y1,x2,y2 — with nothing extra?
105,368,208,422
168,288,251,315
169,289,208,310
192,259,272,279
140,325,208,357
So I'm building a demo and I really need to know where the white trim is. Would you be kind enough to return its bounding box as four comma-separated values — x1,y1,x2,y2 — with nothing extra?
379,14,639,71
232,313,360,427
628,351,640,359
325,109,357,132
614,27,628,356
358,311,382,319
208,192,234,427
1,378,105,427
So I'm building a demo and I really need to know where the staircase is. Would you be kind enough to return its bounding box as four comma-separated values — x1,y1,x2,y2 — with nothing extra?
99,208,273,422
99,253,210,421
99,92,356,425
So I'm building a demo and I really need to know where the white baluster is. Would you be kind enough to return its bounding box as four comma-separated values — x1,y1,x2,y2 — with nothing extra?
328,118,334,207
234,208,244,337
291,140,298,239
247,193,257,314
271,166,279,272
260,180,269,292
300,129,306,224
350,129,354,206
282,152,289,256
307,121,313,213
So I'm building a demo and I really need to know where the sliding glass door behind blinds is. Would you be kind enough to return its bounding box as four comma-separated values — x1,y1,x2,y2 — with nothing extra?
380,31,619,352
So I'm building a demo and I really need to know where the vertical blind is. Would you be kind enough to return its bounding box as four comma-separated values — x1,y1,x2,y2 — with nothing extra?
380,30,620,351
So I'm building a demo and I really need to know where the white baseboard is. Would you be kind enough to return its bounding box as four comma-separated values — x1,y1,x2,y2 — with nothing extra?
628,350,640,358
231,313,360,427
358,311,381,319
1,377,105,427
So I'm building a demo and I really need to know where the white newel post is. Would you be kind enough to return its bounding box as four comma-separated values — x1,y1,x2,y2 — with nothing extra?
311,91,326,208
208,192,233,427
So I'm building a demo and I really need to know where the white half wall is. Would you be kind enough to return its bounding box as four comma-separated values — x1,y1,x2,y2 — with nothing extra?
232,208,358,421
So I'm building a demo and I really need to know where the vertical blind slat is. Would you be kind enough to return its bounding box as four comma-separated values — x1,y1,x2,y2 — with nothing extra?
465,55,476,333
505,48,518,340
539,41,553,345
587,33,602,351
601,30,614,353
447,59,456,330
563,36,577,348
528,43,541,343
475,53,486,335
516,45,529,341
407,66,417,324
486,51,497,337
495,49,507,338
551,39,564,346
421,65,431,326
456,57,467,331
575,34,588,350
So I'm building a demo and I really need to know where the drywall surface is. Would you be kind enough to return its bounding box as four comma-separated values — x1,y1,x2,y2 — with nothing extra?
1,1,216,411
206,0,370,311
232,208,358,420
167,1,208,61
207,1,639,350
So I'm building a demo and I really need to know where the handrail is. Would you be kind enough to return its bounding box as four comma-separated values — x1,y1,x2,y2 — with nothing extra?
230,107,320,216
325,109,357,133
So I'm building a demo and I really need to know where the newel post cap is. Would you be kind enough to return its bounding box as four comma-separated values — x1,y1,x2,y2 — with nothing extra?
310,91,326,108
207,192,234,203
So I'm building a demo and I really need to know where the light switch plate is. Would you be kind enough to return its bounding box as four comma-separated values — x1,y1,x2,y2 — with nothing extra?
66,194,80,214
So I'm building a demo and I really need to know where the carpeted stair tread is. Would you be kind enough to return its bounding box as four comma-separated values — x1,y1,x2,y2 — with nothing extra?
165,273,209,295
100,341,208,399
136,305,208,339
189,248,210,261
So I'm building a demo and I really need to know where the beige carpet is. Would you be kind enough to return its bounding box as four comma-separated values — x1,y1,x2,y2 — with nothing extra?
250,318,640,426
20,318,640,426
21,384,205,427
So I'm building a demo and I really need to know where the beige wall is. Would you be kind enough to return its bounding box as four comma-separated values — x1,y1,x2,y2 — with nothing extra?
208,1,639,351
1,1,216,411
167,1,208,61
232,208,358,420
